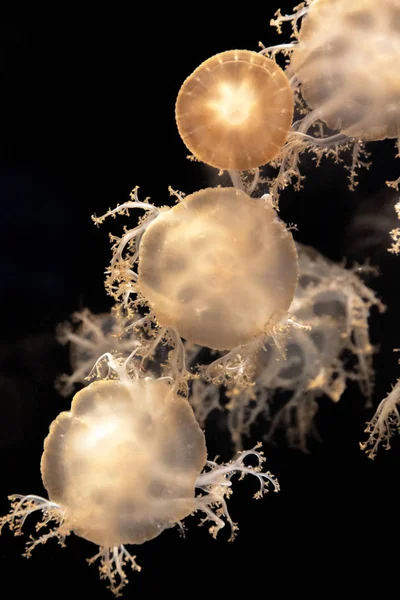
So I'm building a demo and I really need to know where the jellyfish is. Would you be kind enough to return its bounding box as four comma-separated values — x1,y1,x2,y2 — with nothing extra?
261,0,400,196
175,50,294,175
55,308,141,396
93,185,299,388
290,0,400,140
189,244,384,451
0,353,278,595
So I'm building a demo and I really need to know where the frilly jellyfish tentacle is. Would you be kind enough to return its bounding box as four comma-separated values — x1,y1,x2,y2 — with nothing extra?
194,443,280,540
87,546,141,596
361,375,400,459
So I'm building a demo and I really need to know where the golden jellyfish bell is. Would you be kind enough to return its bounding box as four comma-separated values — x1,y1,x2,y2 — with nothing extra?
175,50,294,171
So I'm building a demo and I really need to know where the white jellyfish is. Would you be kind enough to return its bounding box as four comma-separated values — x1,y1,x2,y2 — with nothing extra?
260,0,400,196
190,244,384,451
93,185,299,389
0,352,278,595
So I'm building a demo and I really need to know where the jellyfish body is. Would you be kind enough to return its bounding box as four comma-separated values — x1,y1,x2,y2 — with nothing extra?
1,359,278,594
290,0,400,141
42,377,207,547
175,50,294,170
262,0,400,198
137,187,298,350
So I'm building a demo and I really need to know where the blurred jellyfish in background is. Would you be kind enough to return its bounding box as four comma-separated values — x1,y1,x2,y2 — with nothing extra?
55,308,141,396
342,189,400,459
190,244,384,452
260,0,400,197
1,353,278,596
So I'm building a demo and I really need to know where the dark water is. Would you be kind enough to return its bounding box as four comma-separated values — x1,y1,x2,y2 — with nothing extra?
0,2,398,597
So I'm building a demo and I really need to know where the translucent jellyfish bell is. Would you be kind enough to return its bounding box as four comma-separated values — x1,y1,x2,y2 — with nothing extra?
175,50,294,170
43,377,207,547
262,0,400,197
1,355,279,595
138,187,298,350
289,0,400,142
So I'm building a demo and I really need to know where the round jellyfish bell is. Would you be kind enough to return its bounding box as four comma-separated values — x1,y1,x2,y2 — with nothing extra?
0,354,279,595
42,377,207,547
175,50,294,171
138,187,298,350
288,0,400,142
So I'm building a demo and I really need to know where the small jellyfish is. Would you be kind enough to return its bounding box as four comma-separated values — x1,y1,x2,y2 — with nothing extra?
0,353,278,595
175,50,294,171
190,244,384,451
93,186,298,387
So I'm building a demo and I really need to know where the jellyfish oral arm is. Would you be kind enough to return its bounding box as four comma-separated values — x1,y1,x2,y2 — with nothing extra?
0,493,141,596
87,545,141,597
259,42,298,56
0,494,67,554
193,444,280,540
270,3,311,32
361,380,400,459
93,188,163,306
92,187,160,226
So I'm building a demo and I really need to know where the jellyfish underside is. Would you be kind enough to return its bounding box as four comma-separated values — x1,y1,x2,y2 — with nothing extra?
41,378,207,546
137,187,298,351
290,0,400,140
175,50,294,170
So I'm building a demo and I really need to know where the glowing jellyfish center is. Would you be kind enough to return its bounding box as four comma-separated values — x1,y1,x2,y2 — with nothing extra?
175,49,294,170
208,82,256,126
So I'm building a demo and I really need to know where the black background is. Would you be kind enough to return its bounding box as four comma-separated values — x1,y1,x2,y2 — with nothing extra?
0,3,399,598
